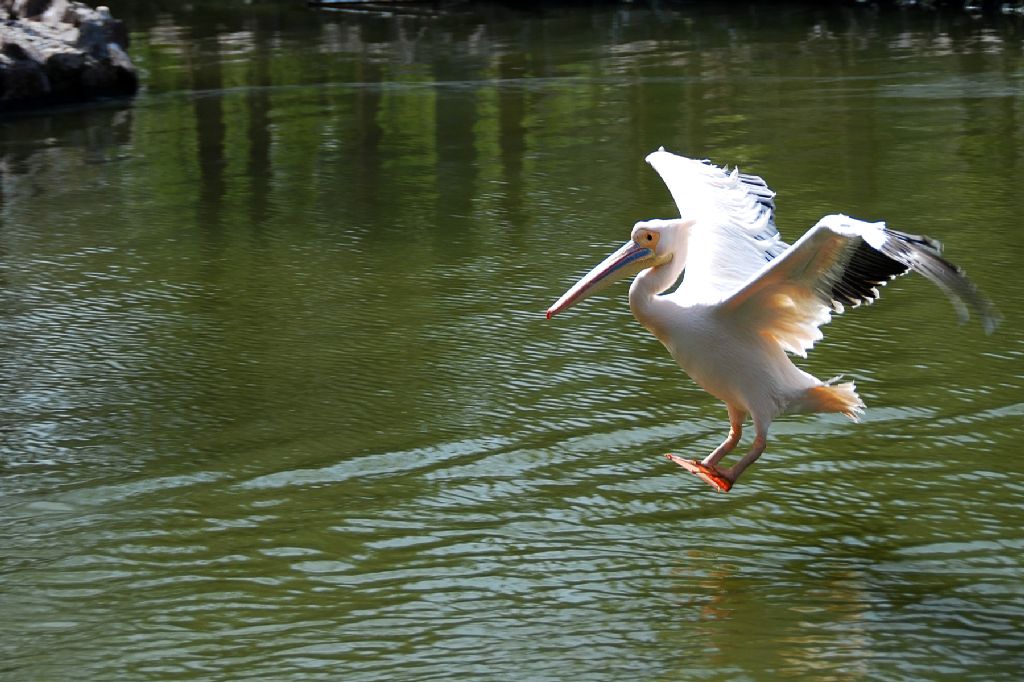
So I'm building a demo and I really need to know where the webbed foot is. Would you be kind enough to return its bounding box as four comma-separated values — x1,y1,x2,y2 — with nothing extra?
665,454,733,493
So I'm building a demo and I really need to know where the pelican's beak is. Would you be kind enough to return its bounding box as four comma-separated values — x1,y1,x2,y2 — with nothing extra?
546,240,655,319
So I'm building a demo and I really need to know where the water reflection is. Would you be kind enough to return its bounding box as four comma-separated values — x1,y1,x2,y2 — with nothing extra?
1,2,1023,681
112,2,1024,261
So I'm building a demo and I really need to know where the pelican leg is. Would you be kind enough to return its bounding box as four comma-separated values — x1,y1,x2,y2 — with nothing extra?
701,404,746,468
720,430,767,485
665,407,756,493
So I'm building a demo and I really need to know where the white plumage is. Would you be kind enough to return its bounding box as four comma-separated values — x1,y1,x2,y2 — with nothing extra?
547,148,1000,492
646,150,786,306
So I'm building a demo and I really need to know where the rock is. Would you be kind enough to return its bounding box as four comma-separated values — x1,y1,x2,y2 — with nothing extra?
9,0,53,19
0,0,137,112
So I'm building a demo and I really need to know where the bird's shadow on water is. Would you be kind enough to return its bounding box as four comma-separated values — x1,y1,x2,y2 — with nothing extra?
644,473,987,676
644,393,1024,666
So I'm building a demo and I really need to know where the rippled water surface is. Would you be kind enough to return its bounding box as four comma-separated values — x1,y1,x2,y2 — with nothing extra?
2,2,1023,679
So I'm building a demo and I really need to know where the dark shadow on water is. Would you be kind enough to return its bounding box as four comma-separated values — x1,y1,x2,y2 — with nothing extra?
0,101,134,212
0,100,134,162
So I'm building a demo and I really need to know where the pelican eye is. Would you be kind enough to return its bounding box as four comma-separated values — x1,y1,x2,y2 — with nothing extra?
645,233,653,242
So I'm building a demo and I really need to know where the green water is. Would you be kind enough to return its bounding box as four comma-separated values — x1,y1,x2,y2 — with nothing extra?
1,2,1023,679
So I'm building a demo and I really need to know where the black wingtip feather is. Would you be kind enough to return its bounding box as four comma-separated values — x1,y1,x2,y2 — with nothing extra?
878,228,1001,334
827,237,908,309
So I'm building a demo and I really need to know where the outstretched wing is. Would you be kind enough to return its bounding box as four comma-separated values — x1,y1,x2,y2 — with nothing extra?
645,148,788,305
722,214,1001,357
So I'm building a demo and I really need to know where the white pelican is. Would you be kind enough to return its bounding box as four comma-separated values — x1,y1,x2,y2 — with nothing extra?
546,148,1000,492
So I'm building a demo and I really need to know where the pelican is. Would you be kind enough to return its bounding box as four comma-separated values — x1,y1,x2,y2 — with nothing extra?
546,148,1000,492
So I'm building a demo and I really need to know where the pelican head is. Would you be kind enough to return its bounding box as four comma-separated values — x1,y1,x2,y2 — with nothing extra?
546,219,690,319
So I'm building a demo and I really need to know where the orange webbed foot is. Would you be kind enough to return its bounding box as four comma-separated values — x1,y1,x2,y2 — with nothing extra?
665,454,733,493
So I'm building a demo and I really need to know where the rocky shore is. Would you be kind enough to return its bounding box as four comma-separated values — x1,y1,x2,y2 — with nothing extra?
1,0,137,112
